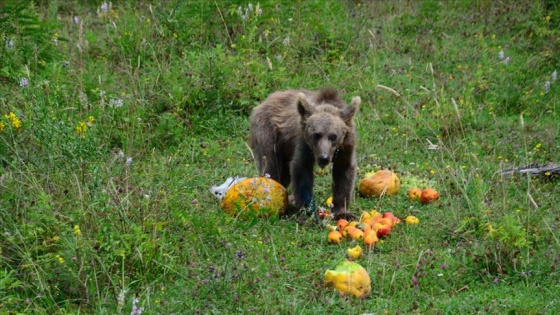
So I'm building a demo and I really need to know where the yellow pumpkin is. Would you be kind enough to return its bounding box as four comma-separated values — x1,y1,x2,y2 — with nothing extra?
220,177,288,217
358,170,401,197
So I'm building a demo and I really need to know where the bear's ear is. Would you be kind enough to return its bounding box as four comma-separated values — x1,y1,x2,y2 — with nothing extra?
297,93,314,120
340,96,361,125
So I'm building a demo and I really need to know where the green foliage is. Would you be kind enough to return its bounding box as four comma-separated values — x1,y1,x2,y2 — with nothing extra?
0,1,62,78
0,0,559,313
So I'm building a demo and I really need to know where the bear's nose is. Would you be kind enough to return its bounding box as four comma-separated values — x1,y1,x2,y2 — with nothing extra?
317,156,330,168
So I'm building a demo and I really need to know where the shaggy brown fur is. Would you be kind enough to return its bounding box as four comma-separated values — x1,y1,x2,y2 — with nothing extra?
249,88,361,220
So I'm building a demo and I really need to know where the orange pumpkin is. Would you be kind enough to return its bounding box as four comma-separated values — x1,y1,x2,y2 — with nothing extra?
220,177,288,217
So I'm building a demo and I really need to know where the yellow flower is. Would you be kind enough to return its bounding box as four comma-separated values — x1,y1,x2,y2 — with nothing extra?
74,224,81,236
55,254,65,264
87,116,95,125
76,121,87,138
52,236,61,242
0,121,4,132
4,112,21,130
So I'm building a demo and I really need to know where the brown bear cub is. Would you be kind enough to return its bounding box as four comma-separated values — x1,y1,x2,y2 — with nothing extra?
249,88,361,220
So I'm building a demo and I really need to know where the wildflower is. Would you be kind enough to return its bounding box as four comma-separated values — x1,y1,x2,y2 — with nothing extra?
101,2,109,12
110,98,124,108
0,121,5,132
282,37,290,46
256,4,262,15
74,16,80,25
498,51,504,60
504,57,510,65
20,77,28,87
52,236,61,242
411,276,419,286
544,81,551,93
87,116,95,125
117,289,128,309
76,121,87,137
236,250,244,259
130,297,144,315
117,150,125,158
55,254,65,264
441,263,447,269
4,112,22,130
552,70,557,82
126,157,133,166
6,39,14,49
74,224,82,236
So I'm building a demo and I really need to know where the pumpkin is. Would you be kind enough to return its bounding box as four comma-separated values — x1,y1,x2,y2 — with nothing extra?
358,170,401,197
324,260,371,298
220,177,288,217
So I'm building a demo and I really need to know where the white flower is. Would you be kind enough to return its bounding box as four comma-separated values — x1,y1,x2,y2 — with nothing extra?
498,51,504,60
74,16,80,25
126,157,133,166
552,70,557,82
110,98,124,108
504,57,510,65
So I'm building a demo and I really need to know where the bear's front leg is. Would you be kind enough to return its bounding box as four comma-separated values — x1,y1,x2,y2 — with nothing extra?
290,143,315,216
331,148,357,221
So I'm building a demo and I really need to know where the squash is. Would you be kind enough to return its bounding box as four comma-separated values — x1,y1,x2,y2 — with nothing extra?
358,170,401,197
324,260,371,298
220,177,288,217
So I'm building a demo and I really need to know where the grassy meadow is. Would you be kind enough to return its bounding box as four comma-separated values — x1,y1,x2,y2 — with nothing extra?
1,0,559,313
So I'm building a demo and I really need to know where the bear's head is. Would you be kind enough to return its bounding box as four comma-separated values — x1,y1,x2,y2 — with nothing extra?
297,92,360,168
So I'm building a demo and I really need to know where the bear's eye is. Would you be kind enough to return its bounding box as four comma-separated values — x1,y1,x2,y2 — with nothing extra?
328,134,337,142
313,133,322,142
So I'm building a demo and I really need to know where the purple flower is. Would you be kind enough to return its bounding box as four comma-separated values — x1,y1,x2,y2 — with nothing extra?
411,276,419,286
552,70,557,82
441,263,447,269
499,51,504,60
236,250,244,259
130,297,144,315
19,77,28,87
100,2,109,12
74,16,80,25
493,278,499,284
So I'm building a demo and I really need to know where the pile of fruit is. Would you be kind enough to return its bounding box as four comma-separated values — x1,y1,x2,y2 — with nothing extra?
326,210,404,247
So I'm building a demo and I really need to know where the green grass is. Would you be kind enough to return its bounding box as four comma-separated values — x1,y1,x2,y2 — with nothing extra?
1,0,559,314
